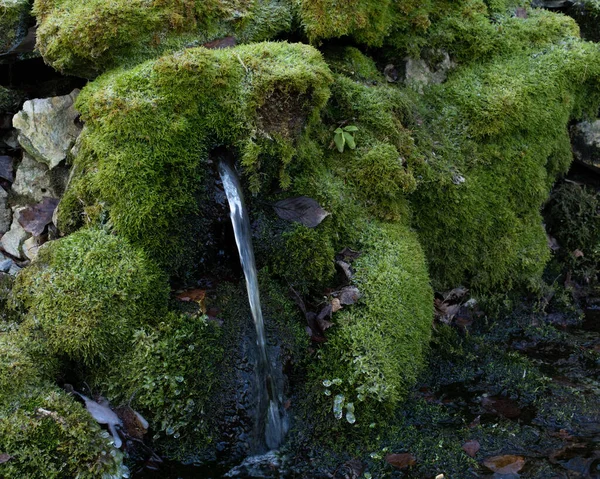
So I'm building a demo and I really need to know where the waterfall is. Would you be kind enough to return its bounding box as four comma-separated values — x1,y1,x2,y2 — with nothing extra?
218,158,286,451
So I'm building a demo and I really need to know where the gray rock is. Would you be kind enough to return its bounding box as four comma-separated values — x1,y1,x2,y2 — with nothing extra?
402,49,455,93
11,152,69,203
1,129,20,150
23,235,40,261
1,207,30,259
0,259,12,273
12,89,82,169
571,120,600,172
0,0,30,55
0,187,11,234
8,262,21,276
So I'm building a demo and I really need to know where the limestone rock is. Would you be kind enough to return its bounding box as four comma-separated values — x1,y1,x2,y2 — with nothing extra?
0,0,30,54
12,90,82,169
402,50,455,93
0,187,11,234
571,120,600,172
12,153,68,203
23,235,40,261
1,207,30,259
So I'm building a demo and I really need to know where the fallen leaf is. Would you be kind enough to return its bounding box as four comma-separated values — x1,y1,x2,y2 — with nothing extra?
462,440,480,458
336,247,361,262
573,249,584,258
547,234,560,252
115,405,148,440
443,286,468,303
385,453,417,470
273,196,330,228
0,156,13,182
203,36,237,49
337,286,362,305
18,197,59,236
336,260,353,281
483,455,525,474
0,453,12,464
331,298,342,313
316,303,334,332
344,458,365,478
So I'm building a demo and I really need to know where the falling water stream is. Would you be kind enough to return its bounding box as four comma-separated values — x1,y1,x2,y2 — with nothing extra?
218,158,286,451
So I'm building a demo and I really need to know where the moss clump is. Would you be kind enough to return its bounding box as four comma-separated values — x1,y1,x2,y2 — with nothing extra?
0,333,46,403
33,0,293,77
0,0,30,54
59,42,331,275
307,221,432,430
0,85,23,114
411,31,600,290
11,228,169,365
93,312,223,459
0,386,126,479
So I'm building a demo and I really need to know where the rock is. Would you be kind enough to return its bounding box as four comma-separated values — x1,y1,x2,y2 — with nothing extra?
23,236,40,261
0,258,12,273
1,129,20,150
0,0,30,55
12,90,82,169
571,120,600,172
531,0,573,8
1,207,30,259
0,187,11,234
0,156,15,182
225,451,283,478
12,153,68,203
401,49,455,93
8,261,22,276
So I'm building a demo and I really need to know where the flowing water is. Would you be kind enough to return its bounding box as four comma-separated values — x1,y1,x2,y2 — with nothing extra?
218,158,286,451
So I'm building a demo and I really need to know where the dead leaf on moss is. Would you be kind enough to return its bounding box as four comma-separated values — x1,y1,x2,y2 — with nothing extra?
337,286,362,305
483,455,525,474
0,453,12,464
331,298,342,313
273,196,329,228
573,249,584,258
462,440,480,458
176,289,207,313
385,453,416,470
203,36,237,49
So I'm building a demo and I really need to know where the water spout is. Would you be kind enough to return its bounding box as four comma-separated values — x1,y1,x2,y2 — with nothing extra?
218,157,286,450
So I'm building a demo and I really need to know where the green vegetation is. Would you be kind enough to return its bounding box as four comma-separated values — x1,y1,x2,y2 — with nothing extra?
0,386,126,479
0,85,23,113
59,42,331,274
0,0,30,54
11,228,169,365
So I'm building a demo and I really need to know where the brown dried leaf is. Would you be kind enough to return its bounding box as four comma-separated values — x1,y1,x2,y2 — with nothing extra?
483,455,525,474
176,289,206,313
385,453,417,470
203,36,237,49
18,197,59,236
443,286,468,303
573,249,584,258
462,440,480,458
273,196,330,228
336,260,353,281
115,405,148,440
331,298,342,313
0,453,12,464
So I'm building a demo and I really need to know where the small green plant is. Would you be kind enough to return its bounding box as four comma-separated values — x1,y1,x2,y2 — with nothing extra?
334,125,358,152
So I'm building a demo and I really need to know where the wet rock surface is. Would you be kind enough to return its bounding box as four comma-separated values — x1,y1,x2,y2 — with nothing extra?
571,120,600,172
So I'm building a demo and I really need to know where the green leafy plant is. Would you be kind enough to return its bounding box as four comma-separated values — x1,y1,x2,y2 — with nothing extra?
334,125,358,152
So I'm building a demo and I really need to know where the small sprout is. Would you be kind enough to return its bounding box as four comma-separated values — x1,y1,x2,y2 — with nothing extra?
334,125,358,152
333,394,345,420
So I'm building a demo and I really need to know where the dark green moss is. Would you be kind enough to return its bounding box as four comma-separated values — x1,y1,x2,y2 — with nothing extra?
0,385,125,479
61,42,331,275
0,85,23,114
0,0,30,54
10,228,169,365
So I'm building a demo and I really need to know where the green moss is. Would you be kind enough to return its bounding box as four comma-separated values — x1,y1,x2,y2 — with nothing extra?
0,0,30,54
10,228,169,365
0,385,125,478
307,221,432,431
92,312,222,459
33,0,294,77
64,42,331,274
0,85,23,114
0,333,45,403
411,33,600,290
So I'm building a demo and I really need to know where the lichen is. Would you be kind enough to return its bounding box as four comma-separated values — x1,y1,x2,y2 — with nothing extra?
10,228,169,365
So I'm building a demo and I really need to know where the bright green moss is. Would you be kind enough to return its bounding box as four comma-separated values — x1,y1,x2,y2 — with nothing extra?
11,228,169,365
0,333,45,403
65,42,331,274
93,312,222,459
411,34,600,290
308,221,432,429
0,386,125,479
33,0,294,77
0,0,30,54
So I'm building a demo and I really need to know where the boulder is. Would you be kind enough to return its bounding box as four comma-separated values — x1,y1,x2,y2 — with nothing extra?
0,0,30,55
12,90,82,169
571,120,600,172
1,207,30,259
12,153,68,203
0,187,11,234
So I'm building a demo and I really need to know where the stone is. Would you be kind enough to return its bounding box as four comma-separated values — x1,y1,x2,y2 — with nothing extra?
401,49,455,93
23,235,40,261
1,207,30,259
0,0,30,55
8,261,21,276
0,186,11,234
11,152,68,203
0,258,12,273
12,90,82,169
571,120,600,172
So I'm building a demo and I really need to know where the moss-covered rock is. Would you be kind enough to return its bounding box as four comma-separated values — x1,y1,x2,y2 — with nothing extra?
58,42,331,275
11,228,169,365
0,386,126,479
33,0,294,77
306,221,432,432
0,85,23,114
0,0,30,54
